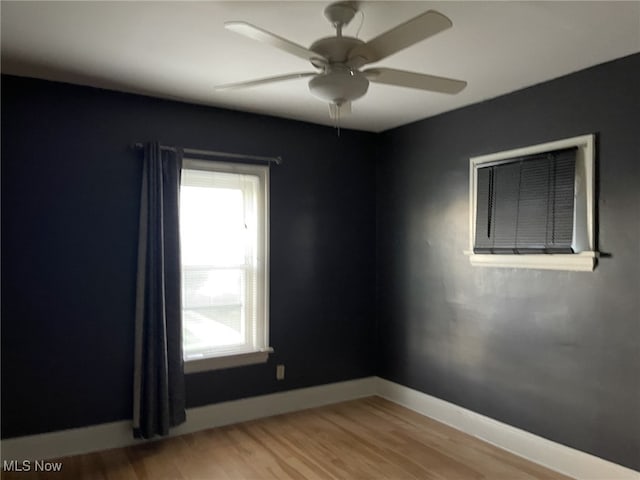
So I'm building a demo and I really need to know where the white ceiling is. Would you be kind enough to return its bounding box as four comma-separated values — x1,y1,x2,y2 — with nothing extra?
2,1,639,132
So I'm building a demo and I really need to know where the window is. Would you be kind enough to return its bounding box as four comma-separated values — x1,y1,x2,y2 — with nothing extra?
474,147,577,254
467,134,597,271
180,159,270,373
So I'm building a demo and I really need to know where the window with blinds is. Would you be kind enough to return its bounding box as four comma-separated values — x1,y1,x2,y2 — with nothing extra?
467,134,597,271
474,148,577,254
179,160,269,364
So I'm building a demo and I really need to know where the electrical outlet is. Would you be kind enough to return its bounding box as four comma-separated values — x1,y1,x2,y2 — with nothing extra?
276,364,285,380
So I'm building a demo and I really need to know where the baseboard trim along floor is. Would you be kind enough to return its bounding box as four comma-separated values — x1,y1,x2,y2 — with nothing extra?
2,376,638,479
376,378,639,480
0,377,377,464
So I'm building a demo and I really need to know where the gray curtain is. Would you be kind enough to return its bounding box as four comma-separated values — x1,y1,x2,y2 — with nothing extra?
133,142,186,438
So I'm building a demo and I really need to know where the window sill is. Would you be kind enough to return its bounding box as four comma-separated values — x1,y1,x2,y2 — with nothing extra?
465,251,598,271
184,347,273,374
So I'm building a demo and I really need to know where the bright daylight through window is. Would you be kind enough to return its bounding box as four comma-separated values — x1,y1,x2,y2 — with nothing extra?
180,160,269,372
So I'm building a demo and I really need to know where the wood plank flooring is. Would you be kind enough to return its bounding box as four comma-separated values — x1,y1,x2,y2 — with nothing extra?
1,397,572,479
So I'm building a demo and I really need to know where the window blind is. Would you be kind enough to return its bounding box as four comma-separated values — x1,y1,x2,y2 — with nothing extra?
474,147,577,254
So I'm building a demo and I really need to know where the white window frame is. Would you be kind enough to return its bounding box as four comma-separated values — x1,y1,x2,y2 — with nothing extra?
466,134,598,271
181,159,271,373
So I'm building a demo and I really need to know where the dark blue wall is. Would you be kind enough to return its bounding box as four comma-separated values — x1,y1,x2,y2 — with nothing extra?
1,75,377,438
376,54,640,470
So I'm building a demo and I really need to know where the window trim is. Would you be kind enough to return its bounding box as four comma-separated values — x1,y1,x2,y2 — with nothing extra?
181,158,271,372
466,134,597,271
184,348,274,374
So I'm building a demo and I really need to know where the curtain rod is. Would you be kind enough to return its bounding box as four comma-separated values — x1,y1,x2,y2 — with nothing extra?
132,143,282,166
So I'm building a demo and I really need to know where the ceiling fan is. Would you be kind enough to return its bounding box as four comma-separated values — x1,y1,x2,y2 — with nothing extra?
216,1,467,119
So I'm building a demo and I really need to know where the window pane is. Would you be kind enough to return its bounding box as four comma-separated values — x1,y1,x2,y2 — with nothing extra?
180,165,265,361
182,267,245,355
180,184,245,267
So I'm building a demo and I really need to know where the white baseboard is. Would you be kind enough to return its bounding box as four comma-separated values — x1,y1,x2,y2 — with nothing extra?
0,377,377,462
2,376,638,480
376,378,639,480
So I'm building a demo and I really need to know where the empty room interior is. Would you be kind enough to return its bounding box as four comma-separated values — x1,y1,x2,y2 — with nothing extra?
1,1,639,479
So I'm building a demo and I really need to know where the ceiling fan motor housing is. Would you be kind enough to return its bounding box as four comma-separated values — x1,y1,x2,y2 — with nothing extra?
308,67,369,104
309,36,364,64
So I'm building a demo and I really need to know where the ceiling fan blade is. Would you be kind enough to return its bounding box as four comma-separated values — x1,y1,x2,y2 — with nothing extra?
348,10,452,66
364,68,467,94
215,72,316,91
225,21,327,64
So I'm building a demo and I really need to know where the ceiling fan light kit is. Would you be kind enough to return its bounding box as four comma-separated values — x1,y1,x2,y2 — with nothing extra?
308,65,369,104
217,1,467,121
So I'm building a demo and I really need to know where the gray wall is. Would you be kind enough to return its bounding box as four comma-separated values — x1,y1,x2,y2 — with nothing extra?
376,54,640,470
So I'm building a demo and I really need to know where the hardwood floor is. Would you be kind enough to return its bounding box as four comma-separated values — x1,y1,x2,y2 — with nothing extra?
2,397,572,479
